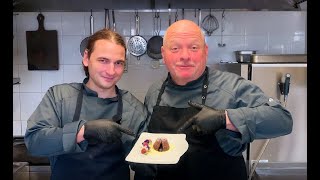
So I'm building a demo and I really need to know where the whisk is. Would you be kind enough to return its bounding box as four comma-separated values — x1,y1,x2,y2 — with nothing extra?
201,9,219,36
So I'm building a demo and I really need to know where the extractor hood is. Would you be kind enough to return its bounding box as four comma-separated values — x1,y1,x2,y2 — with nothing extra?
14,0,307,12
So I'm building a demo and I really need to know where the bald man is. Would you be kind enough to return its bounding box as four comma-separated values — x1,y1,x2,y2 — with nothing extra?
131,19,293,180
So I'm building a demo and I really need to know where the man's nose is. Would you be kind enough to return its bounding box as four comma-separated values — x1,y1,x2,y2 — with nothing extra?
180,48,190,60
104,63,116,75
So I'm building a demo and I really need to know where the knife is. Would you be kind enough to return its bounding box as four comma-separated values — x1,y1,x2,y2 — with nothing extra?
283,73,291,104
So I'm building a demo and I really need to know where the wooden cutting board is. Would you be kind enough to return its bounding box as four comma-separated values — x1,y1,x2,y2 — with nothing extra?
26,13,59,70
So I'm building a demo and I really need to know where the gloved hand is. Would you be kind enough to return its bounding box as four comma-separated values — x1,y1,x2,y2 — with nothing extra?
177,100,226,135
130,162,157,180
84,119,135,144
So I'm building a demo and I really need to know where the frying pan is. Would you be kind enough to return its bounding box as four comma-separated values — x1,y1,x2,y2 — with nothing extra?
80,10,94,57
127,11,147,60
147,11,163,60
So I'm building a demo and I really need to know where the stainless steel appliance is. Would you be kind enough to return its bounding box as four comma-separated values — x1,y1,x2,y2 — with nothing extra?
211,54,307,180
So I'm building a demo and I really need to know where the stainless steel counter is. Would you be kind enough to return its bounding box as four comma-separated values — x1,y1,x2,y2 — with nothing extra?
252,162,307,180
13,162,51,180
13,162,29,174
13,162,29,180
251,54,307,63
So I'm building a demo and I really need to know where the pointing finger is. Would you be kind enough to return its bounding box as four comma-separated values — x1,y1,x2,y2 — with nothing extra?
177,117,195,133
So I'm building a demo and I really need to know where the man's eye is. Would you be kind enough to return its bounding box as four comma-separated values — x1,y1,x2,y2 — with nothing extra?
191,46,199,51
99,59,108,63
115,61,125,67
117,62,124,65
171,47,178,52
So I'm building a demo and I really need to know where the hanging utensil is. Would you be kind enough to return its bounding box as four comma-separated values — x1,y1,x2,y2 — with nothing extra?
147,10,163,69
182,8,184,19
104,9,110,29
201,9,219,36
80,9,94,57
26,13,59,70
112,9,116,31
127,11,147,60
198,9,201,26
147,11,162,60
218,9,226,47
168,3,171,26
174,9,179,22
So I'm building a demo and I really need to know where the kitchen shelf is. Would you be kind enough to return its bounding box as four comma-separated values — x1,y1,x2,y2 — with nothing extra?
251,54,307,63
13,0,303,12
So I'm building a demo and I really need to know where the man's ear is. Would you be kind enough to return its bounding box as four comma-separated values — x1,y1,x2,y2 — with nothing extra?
82,49,89,67
161,46,166,65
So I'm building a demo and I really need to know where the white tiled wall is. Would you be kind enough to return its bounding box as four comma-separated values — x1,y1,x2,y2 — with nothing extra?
12,10,306,135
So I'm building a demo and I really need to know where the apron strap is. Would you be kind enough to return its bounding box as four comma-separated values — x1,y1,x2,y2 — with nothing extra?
156,74,169,106
201,67,209,104
112,86,123,123
72,85,84,122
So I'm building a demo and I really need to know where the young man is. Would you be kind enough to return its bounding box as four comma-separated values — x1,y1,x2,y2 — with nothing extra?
133,20,293,180
25,28,148,180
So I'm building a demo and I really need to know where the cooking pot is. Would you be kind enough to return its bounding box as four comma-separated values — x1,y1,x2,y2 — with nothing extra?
235,50,257,63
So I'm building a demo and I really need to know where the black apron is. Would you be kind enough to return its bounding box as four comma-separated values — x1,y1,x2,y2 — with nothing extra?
51,85,130,180
148,69,247,180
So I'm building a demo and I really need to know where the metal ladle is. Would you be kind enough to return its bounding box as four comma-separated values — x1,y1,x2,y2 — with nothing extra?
218,9,226,47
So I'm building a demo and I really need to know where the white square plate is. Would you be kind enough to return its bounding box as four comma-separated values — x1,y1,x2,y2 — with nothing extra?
125,132,189,164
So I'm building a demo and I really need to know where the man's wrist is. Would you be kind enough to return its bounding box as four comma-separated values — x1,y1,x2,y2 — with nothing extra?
225,110,239,132
77,125,85,143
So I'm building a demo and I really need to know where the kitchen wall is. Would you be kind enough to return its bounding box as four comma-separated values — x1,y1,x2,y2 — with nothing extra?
13,10,306,136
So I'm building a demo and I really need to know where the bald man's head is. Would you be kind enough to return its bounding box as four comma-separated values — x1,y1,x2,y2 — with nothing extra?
160,19,208,86
163,20,205,46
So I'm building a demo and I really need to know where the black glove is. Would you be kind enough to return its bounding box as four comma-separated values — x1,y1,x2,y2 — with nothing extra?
84,119,135,144
130,162,157,180
177,101,226,135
